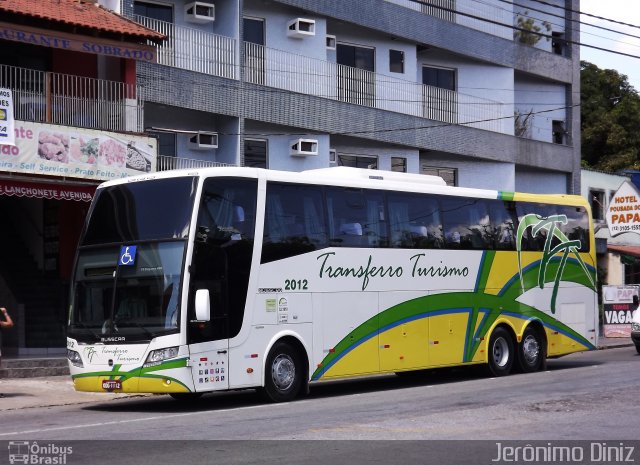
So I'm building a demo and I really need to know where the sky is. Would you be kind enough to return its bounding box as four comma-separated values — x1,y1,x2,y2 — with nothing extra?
580,0,640,91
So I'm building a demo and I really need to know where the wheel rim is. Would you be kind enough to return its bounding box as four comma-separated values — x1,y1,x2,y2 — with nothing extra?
271,354,295,391
492,336,510,368
522,334,539,365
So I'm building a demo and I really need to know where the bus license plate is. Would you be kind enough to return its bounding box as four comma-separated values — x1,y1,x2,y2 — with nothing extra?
102,380,122,390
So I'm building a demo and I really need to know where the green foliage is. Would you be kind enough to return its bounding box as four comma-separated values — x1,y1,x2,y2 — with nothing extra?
514,12,551,45
581,61,640,171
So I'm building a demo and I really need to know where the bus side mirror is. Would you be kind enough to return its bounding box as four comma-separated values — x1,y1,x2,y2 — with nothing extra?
195,289,211,322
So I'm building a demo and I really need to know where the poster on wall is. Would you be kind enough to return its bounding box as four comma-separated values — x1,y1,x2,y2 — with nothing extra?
0,121,157,181
0,88,15,146
602,284,639,337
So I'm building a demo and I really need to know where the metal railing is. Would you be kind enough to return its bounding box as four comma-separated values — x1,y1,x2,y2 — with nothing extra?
0,64,143,133
384,0,513,40
156,155,235,171
243,43,506,133
134,15,237,79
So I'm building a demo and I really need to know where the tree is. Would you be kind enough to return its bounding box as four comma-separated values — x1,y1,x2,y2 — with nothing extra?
514,12,551,46
581,61,640,171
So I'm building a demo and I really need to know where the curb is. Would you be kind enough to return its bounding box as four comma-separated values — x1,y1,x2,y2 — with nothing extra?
598,343,634,350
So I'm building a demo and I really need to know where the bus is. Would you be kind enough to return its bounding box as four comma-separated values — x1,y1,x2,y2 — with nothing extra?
66,166,597,402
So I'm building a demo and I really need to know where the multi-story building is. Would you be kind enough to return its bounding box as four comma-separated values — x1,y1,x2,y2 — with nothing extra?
0,0,581,354
126,0,580,192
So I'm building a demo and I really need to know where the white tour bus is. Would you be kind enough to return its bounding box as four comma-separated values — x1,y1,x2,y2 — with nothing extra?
67,167,597,402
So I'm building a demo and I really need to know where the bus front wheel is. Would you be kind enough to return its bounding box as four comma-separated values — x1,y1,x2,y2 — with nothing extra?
263,342,303,403
517,326,544,373
487,327,514,376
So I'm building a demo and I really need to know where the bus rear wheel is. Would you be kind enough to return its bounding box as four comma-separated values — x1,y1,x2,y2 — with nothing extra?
517,326,544,373
487,327,514,376
262,342,303,403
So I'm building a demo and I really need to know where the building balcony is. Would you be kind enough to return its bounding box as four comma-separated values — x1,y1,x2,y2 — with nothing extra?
243,42,508,134
134,15,238,80
0,64,143,133
156,154,235,171
384,0,513,39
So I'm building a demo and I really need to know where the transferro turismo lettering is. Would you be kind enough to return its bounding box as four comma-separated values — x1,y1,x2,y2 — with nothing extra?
316,252,469,291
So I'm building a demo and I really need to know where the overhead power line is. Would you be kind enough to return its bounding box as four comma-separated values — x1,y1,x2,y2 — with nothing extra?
404,0,640,60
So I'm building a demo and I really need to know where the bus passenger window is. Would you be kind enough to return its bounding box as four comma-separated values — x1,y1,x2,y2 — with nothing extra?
488,200,517,250
326,187,387,248
441,197,491,249
261,183,328,263
388,192,442,249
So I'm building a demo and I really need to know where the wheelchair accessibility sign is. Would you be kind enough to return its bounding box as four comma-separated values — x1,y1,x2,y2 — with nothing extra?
119,246,137,266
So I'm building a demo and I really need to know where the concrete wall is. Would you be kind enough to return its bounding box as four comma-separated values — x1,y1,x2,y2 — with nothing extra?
420,152,515,191
514,73,566,143
515,167,567,194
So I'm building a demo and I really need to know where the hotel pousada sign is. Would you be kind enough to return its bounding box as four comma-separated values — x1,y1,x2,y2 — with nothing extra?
606,181,640,237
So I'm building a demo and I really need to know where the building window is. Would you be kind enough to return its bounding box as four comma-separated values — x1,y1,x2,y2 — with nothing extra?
391,157,407,172
422,66,456,90
134,1,173,22
590,189,605,221
552,32,564,56
244,139,267,168
244,17,265,45
338,153,377,169
389,50,404,74
422,165,457,186
337,43,375,71
552,120,566,144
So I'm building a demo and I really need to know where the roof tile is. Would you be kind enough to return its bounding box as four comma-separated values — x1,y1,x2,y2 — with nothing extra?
0,0,164,41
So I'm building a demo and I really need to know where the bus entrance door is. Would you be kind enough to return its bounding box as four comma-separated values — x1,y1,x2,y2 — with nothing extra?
189,341,230,392
188,280,230,392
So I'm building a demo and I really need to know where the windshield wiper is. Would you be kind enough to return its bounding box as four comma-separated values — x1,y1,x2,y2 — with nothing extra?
114,318,155,340
69,321,101,341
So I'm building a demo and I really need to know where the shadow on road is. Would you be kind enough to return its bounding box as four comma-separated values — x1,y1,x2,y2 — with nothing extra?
81,356,605,414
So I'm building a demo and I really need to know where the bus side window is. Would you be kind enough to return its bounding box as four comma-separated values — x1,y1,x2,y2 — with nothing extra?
559,205,590,252
388,192,443,249
327,187,387,248
489,200,517,251
261,183,328,263
441,197,491,250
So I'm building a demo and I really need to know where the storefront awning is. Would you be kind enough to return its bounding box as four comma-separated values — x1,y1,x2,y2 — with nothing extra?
608,244,640,258
0,177,96,202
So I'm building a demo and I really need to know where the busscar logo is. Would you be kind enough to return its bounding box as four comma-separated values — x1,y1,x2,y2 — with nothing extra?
8,441,73,464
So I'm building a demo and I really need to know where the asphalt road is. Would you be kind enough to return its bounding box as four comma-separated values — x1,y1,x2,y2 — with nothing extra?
1,347,639,465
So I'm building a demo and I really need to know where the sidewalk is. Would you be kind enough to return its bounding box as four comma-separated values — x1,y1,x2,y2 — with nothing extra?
0,337,634,411
0,377,150,411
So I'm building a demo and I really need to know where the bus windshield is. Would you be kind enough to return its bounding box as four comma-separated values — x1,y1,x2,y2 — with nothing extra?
68,177,198,343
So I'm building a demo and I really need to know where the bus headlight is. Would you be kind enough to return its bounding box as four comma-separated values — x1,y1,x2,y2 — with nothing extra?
144,346,179,367
67,349,83,368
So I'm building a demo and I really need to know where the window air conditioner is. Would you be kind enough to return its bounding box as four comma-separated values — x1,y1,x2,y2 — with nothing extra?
189,131,218,150
287,18,316,39
290,138,318,156
185,2,215,24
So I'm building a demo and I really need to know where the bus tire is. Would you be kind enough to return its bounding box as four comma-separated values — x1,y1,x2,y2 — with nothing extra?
517,326,544,373
263,342,303,403
487,327,514,376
